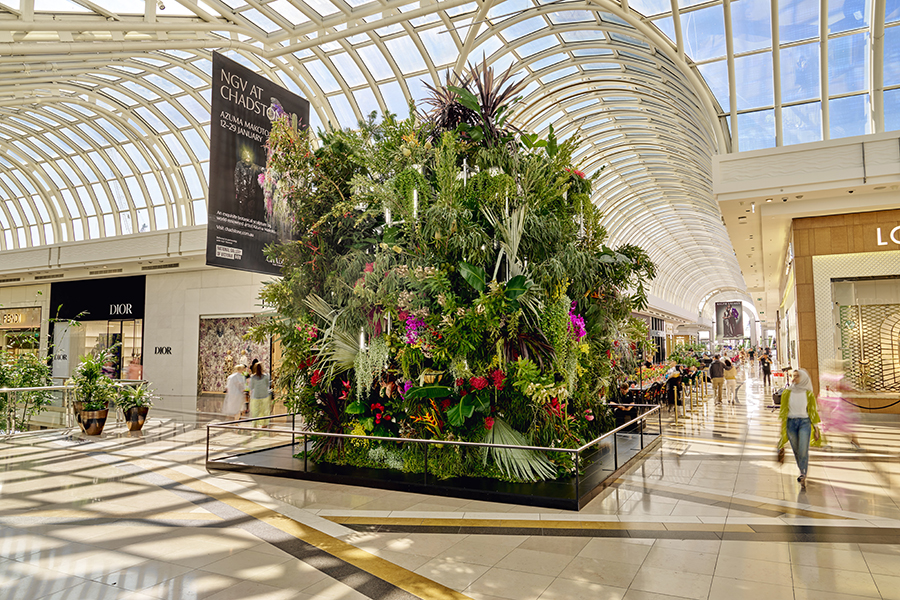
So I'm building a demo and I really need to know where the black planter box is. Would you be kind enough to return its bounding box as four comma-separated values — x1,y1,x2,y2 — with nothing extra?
207,431,661,511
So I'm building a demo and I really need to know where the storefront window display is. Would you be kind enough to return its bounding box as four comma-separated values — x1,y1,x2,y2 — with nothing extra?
0,307,41,358
49,276,145,380
834,276,900,392
198,316,270,394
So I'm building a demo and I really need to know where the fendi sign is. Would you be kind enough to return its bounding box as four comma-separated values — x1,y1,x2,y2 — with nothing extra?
876,226,900,246
0,307,41,330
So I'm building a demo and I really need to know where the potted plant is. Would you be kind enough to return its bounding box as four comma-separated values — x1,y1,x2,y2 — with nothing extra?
69,351,117,435
116,383,155,431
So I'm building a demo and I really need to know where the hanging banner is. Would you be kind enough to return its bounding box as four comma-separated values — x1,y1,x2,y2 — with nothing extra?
715,301,744,339
206,52,310,275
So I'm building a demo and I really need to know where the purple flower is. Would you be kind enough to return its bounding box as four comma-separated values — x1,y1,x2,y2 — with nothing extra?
568,302,587,340
403,316,426,344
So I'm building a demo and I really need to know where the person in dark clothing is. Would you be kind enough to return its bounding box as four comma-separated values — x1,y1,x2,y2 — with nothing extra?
613,382,635,427
760,352,773,387
709,355,725,404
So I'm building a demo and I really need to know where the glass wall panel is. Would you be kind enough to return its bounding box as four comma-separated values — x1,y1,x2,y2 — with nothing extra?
780,0,819,43
682,5,726,62
698,60,730,110
885,27,900,87
828,32,868,95
781,102,822,146
829,94,869,138
738,108,776,150
885,88,900,131
828,0,868,34
735,52,775,110
732,0,772,53
781,43,820,102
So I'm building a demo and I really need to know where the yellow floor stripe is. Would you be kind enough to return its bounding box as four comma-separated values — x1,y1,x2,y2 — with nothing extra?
148,465,472,600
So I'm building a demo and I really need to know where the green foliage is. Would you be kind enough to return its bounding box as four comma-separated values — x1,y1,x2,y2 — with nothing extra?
70,350,118,411
483,417,558,482
0,351,53,433
260,63,656,483
115,382,156,411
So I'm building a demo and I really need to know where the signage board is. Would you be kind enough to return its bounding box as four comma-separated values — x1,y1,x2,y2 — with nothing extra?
0,306,41,330
49,276,146,321
206,52,310,275
715,301,744,339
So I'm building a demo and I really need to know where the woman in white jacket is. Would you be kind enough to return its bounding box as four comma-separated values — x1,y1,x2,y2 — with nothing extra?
723,358,738,404
222,362,247,420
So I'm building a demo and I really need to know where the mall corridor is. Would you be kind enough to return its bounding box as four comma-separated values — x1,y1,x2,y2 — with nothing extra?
1,364,899,600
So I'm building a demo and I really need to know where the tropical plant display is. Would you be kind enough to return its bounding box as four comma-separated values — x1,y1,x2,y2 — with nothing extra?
667,343,703,369
115,382,156,411
69,350,118,411
250,60,656,482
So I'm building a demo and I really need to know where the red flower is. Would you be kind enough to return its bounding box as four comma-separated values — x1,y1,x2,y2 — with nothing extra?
484,417,495,430
441,397,453,409
398,311,409,321
490,369,506,390
375,414,382,424
383,414,392,422
310,370,323,387
455,378,466,388
470,376,489,391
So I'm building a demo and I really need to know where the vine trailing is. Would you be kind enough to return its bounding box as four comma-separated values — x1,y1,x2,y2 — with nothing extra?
250,58,656,483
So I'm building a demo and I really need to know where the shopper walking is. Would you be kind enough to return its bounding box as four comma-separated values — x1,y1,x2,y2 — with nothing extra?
760,352,773,387
777,368,825,488
222,362,247,421
819,360,861,449
709,355,725,404
248,360,272,428
723,358,738,404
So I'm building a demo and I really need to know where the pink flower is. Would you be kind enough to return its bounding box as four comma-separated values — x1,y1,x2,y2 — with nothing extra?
484,417,495,430
584,409,594,422
470,377,489,391
364,262,374,273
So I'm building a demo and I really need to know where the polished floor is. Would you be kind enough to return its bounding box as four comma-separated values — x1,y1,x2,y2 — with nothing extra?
2,366,900,600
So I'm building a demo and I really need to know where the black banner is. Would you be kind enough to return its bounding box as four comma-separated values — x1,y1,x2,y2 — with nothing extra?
50,276,146,321
206,52,310,275
715,301,744,339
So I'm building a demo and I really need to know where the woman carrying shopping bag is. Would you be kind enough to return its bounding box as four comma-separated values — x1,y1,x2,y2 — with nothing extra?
777,368,826,489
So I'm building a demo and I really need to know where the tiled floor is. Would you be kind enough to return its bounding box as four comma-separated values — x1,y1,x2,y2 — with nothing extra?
2,366,899,599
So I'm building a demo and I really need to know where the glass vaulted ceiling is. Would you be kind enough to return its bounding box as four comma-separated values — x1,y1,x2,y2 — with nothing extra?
0,0,897,314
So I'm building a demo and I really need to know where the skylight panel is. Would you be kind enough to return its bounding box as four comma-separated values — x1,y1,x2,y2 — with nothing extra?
560,30,604,43
357,45,395,81
385,37,428,74
379,81,408,116
628,0,671,16
405,74,434,104
330,53,369,87
446,3,478,17
328,93,358,127
681,4,726,62
653,16,677,44
419,26,459,66
547,10,593,24
176,94,210,124
268,0,310,25
780,42,819,103
471,34,504,58
134,107,168,135
304,59,342,93
34,0,89,12
828,0,867,34
95,118,128,143
303,0,339,17
516,35,559,57
530,54,567,70
502,17,546,41
731,0,772,54
488,0,531,19
609,32,650,49
353,87,380,118
154,100,191,129
828,32,868,95
242,8,284,32
89,0,144,13
571,48,615,57
11,141,42,162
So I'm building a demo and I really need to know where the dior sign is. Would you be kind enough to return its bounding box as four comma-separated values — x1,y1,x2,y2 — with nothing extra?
876,226,900,246
110,303,133,316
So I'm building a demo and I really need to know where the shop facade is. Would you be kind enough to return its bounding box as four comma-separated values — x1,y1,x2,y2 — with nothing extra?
786,208,900,413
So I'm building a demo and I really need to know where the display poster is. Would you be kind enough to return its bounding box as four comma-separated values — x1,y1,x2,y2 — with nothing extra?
206,52,310,275
715,301,744,339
